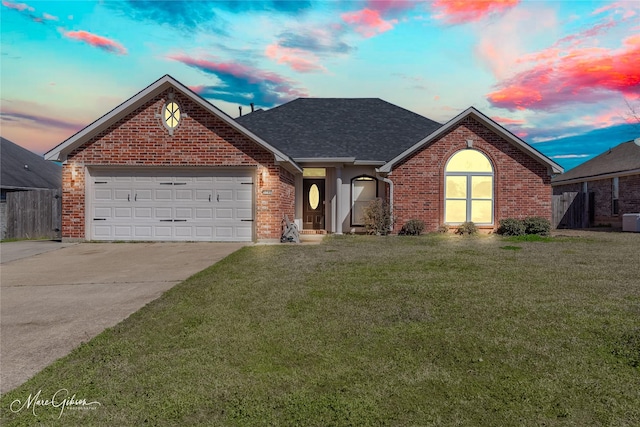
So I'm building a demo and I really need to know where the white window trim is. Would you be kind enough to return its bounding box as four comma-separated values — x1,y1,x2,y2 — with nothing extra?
444,150,494,225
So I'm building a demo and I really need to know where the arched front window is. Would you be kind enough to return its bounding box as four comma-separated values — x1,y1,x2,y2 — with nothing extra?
352,175,377,226
445,149,493,224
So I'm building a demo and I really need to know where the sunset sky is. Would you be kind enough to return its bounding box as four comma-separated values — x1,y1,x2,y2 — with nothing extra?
1,0,639,170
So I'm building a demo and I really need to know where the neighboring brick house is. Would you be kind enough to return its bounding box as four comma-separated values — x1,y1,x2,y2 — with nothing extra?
552,140,640,228
45,75,562,242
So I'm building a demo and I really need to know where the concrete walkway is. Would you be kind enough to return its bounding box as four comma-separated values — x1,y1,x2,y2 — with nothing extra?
0,241,245,394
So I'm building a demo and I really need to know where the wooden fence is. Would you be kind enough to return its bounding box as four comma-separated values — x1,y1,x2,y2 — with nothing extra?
4,189,62,240
552,191,593,229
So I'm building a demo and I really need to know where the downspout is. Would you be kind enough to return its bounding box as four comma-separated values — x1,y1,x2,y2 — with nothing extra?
377,173,394,234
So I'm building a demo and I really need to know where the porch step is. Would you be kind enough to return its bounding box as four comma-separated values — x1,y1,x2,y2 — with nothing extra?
300,229,327,235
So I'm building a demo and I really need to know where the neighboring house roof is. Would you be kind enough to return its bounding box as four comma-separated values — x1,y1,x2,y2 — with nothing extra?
380,107,563,174
1,137,61,191
44,75,301,173
552,139,640,185
236,98,442,164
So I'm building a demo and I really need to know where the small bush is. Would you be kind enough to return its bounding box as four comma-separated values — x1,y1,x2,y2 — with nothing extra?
400,219,426,236
497,218,526,236
456,221,478,235
523,216,551,236
437,224,450,234
362,198,392,236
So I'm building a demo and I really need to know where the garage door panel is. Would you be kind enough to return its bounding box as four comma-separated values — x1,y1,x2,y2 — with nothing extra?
175,208,193,219
236,226,253,239
114,226,133,238
195,190,212,201
94,188,113,201
94,207,112,218
195,208,213,219
135,189,153,201
237,189,252,201
237,208,252,220
195,227,213,238
134,226,152,238
134,207,153,219
175,226,193,238
93,225,111,237
216,208,233,219
175,189,193,199
114,207,133,218
217,190,233,202
155,207,172,218
91,170,253,241
155,189,172,201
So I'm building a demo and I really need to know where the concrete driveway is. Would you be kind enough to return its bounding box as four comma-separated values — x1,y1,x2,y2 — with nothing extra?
0,241,246,394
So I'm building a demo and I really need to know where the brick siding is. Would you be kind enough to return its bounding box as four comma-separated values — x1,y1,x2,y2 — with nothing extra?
390,116,552,233
62,90,294,240
553,174,640,227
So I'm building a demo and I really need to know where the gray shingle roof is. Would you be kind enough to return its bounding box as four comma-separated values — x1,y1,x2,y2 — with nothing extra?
236,98,442,162
552,139,640,184
1,137,61,190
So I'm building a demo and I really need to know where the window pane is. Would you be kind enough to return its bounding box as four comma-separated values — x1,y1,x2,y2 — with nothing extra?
353,179,376,225
308,184,320,210
446,176,467,198
471,200,492,223
354,180,376,201
303,168,326,177
446,150,492,172
446,200,467,223
472,176,492,199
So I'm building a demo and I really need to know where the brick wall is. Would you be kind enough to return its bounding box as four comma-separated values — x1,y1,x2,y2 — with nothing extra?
62,89,294,240
553,174,640,227
390,116,552,233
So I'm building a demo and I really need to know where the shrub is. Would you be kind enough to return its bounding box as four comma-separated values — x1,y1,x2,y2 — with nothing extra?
399,219,426,236
362,198,392,236
456,221,478,235
497,218,526,236
437,224,450,234
523,216,551,236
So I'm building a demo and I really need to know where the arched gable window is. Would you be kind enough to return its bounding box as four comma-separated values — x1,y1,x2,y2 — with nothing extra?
352,175,377,226
445,149,494,224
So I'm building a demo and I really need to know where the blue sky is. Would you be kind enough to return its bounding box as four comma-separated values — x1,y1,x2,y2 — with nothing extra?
1,0,639,170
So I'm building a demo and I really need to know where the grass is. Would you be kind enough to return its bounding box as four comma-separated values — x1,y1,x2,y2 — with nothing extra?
2,233,639,426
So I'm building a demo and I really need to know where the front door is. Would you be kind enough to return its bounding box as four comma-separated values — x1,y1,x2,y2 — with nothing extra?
303,179,325,230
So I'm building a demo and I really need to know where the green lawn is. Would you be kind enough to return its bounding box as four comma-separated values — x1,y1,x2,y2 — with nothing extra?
2,233,639,426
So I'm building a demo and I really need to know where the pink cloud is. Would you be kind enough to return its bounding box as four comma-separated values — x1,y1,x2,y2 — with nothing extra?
63,30,127,55
169,54,290,86
488,34,640,111
365,0,416,15
168,53,308,106
341,8,397,38
1,0,33,12
265,44,326,73
492,116,525,125
432,0,520,24
42,12,58,21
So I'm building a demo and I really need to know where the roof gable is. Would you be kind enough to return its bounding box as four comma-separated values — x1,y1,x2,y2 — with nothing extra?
1,137,61,190
552,139,640,184
379,107,563,174
236,98,442,163
44,75,300,172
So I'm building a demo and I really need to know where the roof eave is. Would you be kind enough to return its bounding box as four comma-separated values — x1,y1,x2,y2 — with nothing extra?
44,75,300,172
379,107,563,175
552,168,640,186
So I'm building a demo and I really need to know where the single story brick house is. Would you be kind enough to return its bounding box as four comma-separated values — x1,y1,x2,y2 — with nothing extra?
45,75,562,242
552,139,640,228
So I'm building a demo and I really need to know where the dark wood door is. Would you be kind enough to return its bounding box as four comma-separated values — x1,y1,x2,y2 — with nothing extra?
303,179,325,230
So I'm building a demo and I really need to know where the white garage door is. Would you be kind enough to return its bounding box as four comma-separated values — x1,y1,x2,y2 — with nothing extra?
89,169,254,241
